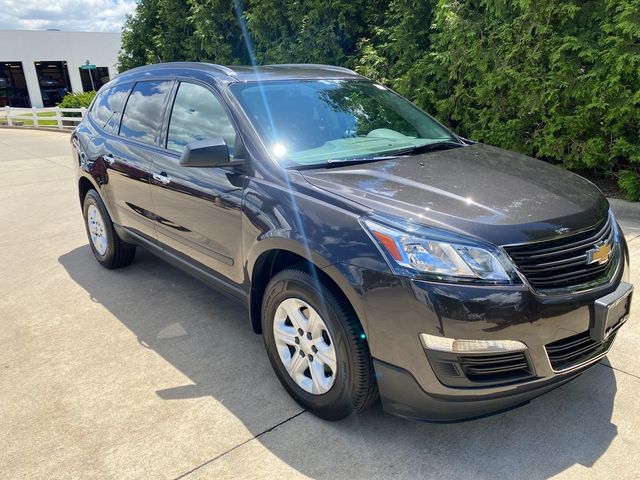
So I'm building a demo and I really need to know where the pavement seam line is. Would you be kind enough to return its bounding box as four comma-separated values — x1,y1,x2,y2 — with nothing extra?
599,361,640,381
172,409,307,479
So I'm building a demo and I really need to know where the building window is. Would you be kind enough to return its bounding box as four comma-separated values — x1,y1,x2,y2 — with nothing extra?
0,62,30,107
34,61,72,107
79,67,110,92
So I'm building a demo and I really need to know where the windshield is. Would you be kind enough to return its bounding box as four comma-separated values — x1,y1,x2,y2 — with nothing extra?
229,80,459,167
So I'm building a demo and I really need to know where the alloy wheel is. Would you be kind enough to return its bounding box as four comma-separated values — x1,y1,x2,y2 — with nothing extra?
273,298,337,395
87,204,108,256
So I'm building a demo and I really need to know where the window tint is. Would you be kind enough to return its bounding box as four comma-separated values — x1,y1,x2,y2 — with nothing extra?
167,82,236,155
90,83,132,134
119,80,172,144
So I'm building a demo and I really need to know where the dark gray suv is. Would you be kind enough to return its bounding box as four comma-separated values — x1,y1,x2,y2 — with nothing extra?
72,63,633,421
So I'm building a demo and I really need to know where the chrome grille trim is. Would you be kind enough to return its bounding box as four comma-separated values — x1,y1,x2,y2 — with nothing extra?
511,219,612,260
503,215,618,291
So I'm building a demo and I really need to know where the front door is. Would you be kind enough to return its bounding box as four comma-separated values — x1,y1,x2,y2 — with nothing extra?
149,81,244,284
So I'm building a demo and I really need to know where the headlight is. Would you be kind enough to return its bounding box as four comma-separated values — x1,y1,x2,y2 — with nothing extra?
362,219,517,282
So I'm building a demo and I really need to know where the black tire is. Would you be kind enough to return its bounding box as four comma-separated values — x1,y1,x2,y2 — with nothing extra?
82,189,136,269
262,267,378,420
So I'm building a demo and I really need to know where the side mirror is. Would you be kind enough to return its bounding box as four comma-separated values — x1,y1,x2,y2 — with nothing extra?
179,138,230,167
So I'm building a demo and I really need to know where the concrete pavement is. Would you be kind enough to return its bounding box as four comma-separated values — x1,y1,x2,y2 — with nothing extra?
1,129,639,479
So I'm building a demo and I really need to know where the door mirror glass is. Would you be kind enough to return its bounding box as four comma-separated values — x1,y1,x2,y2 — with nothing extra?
179,138,230,167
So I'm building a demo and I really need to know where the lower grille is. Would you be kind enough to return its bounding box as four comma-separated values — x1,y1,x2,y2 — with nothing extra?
459,352,532,383
504,215,616,290
545,329,617,371
427,350,535,387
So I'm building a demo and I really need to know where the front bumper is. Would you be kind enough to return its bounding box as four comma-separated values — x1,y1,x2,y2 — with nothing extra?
372,356,598,422
330,239,631,422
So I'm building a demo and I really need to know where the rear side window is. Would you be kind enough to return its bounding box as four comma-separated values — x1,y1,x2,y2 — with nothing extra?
90,83,132,134
166,82,236,155
119,80,172,144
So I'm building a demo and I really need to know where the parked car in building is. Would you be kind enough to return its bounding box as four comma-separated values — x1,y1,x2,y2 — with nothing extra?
38,75,68,106
71,63,632,421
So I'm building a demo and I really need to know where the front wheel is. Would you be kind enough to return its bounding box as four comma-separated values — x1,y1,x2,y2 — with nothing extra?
82,189,136,269
262,268,378,420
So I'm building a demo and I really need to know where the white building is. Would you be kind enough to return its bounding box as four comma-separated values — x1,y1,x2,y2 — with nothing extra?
0,29,121,108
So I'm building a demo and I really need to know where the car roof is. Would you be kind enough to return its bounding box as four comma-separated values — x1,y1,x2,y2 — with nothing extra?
110,62,365,87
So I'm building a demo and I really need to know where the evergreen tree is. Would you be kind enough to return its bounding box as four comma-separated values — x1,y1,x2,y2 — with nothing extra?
245,0,375,66
420,0,640,199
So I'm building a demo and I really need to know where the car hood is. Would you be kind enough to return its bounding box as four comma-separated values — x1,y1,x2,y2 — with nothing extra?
300,144,609,245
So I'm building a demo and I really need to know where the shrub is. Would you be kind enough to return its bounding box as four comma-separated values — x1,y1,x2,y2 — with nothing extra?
410,0,640,200
357,0,640,200
619,170,640,201
57,90,97,109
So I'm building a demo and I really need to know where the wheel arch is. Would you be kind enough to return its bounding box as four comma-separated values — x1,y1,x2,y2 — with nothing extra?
248,247,367,336
78,176,96,207
78,175,115,220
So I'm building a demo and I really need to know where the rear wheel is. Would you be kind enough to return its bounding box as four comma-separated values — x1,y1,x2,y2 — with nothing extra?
82,189,136,269
262,267,378,420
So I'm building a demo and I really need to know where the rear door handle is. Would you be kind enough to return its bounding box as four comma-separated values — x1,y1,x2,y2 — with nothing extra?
153,172,171,185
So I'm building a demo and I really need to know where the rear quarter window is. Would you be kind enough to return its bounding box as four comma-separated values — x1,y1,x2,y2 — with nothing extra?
90,83,132,135
119,80,173,144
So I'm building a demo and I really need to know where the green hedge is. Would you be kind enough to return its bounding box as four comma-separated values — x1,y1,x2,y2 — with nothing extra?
57,91,97,109
118,0,640,199
416,1,640,200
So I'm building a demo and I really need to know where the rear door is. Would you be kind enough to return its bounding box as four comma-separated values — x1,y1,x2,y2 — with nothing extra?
77,82,133,214
105,79,173,239
149,81,244,284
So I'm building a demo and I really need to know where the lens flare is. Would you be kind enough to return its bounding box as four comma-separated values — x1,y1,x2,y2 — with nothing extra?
272,143,287,157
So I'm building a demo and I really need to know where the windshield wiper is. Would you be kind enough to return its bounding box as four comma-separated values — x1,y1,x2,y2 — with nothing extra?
326,155,398,165
384,139,465,157
286,155,396,170
287,139,467,170
324,140,465,166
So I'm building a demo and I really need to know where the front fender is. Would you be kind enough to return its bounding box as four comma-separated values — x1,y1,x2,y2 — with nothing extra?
243,176,389,279
242,175,391,334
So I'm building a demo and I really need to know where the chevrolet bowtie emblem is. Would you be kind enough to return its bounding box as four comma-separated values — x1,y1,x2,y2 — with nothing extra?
586,242,612,265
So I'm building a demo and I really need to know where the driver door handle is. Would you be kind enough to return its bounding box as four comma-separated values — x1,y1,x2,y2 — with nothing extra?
153,172,171,185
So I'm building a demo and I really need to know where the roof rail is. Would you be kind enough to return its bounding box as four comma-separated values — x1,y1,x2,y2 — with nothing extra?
267,64,359,75
204,64,237,77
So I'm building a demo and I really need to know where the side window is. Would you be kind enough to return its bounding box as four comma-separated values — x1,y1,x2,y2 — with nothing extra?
90,83,132,134
167,82,236,156
119,80,172,144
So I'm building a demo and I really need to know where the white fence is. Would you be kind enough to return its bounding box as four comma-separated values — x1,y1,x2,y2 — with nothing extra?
0,106,87,130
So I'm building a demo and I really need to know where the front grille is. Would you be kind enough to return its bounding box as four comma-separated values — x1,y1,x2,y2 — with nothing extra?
458,352,532,383
545,329,616,371
504,216,616,290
